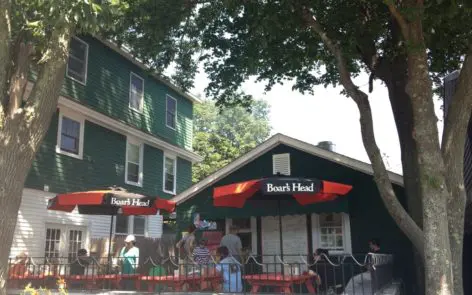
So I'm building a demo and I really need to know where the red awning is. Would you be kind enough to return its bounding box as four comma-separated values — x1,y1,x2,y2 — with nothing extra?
213,178,352,208
155,198,176,213
47,189,175,215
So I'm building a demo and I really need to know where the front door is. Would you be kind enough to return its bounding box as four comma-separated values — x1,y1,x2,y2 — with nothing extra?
44,224,87,263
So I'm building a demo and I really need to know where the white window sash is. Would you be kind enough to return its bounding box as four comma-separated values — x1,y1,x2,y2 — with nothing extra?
162,154,177,194
114,216,148,237
166,95,177,129
125,138,144,186
312,213,352,254
66,36,89,85
56,108,85,160
129,73,144,112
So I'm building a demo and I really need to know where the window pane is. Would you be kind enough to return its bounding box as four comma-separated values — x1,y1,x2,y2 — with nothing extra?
166,111,175,128
164,157,175,192
129,93,141,110
70,38,87,61
116,215,129,233
127,163,139,183
131,75,143,93
166,97,176,128
165,176,174,192
130,75,143,110
127,143,140,163
165,157,175,174
133,216,145,235
166,97,176,112
67,38,87,82
61,116,80,154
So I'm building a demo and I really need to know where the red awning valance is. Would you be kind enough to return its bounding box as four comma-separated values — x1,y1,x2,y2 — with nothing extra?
213,177,352,208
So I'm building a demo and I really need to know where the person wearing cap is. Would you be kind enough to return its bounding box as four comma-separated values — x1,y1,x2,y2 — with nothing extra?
192,237,210,265
119,235,140,290
220,225,243,262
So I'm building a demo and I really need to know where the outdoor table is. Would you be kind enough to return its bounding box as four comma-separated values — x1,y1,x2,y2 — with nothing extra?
243,273,316,294
137,274,223,292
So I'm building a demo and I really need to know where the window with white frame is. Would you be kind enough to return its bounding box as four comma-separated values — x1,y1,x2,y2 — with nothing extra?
115,215,147,236
163,155,176,194
318,213,346,251
129,73,144,112
125,138,143,186
44,225,87,263
166,95,177,129
66,37,89,84
56,110,85,159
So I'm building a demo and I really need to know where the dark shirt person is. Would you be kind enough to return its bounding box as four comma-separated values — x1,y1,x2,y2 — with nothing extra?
70,249,90,275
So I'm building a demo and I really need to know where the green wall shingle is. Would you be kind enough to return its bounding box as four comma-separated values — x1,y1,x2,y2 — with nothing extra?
25,111,192,199
60,36,193,150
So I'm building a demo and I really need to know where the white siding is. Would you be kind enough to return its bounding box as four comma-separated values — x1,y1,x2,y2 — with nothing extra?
281,215,308,260
11,189,111,258
148,214,163,238
261,215,308,271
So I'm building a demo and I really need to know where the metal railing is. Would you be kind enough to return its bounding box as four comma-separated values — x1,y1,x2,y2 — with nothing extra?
7,253,394,294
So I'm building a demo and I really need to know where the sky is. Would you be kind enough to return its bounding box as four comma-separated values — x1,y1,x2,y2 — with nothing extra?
189,69,444,175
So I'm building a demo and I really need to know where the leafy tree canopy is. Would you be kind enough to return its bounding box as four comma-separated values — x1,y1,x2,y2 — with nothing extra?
192,98,271,183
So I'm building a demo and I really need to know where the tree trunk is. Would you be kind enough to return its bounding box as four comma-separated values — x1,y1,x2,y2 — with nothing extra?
440,47,472,295
377,56,425,295
404,37,453,295
0,24,72,294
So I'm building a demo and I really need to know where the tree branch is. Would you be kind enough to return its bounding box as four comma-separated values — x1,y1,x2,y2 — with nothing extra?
8,41,33,116
0,0,12,120
301,8,425,259
386,3,409,40
18,22,73,149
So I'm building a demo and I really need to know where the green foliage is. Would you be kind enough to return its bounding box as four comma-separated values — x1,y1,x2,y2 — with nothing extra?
11,0,127,54
192,98,272,183
124,0,470,101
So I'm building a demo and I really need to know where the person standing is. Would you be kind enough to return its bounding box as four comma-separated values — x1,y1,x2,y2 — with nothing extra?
220,225,243,262
119,235,140,290
193,237,211,265
176,224,197,273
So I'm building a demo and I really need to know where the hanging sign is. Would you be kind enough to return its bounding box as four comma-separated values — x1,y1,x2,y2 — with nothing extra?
260,178,321,195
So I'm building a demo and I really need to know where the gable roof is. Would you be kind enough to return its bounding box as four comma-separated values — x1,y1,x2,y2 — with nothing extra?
171,133,404,205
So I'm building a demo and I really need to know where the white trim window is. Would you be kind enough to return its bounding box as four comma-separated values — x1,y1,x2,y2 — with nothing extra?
163,154,177,194
125,138,144,186
44,224,88,263
115,215,147,236
312,213,352,254
129,72,144,112
66,37,89,85
56,109,85,159
166,95,177,129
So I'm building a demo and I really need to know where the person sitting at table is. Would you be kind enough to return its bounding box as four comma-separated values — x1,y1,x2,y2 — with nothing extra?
119,235,140,290
215,246,243,293
9,252,29,277
193,237,211,266
310,249,330,292
70,249,90,275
